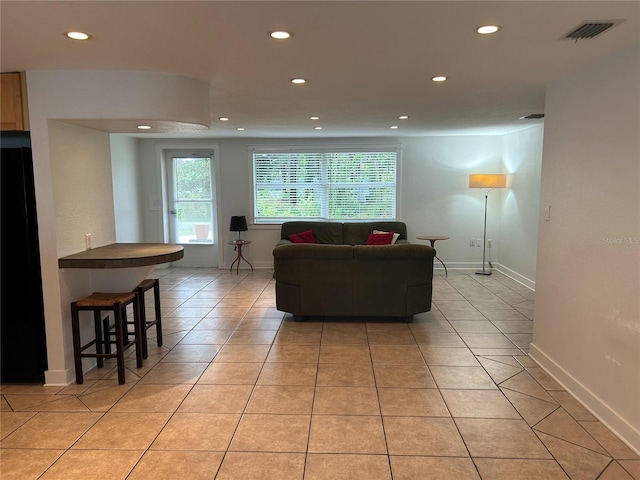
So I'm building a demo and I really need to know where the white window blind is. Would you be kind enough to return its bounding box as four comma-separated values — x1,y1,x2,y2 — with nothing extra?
252,148,397,223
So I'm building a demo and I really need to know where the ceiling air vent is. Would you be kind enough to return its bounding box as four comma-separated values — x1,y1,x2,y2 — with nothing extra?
563,20,622,41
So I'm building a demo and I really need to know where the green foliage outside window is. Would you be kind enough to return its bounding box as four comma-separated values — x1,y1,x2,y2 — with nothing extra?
173,157,213,242
254,150,397,222
176,157,212,202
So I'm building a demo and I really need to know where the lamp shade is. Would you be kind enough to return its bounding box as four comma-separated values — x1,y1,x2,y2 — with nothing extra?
229,215,248,232
469,174,507,189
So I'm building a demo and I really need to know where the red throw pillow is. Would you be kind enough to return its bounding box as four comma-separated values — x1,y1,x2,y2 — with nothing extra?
288,230,316,243
366,232,394,245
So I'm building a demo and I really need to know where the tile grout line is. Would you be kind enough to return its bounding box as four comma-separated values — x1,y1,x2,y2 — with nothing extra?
3,269,635,480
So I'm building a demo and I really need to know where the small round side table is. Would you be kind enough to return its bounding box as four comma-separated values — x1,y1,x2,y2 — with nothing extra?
416,235,450,276
228,239,253,275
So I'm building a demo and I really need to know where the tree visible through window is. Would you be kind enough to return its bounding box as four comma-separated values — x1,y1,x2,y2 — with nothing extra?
170,156,214,243
252,148,398,223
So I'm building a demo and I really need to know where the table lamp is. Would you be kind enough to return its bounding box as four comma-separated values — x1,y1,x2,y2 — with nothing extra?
469,174,506,275
229,215,248,241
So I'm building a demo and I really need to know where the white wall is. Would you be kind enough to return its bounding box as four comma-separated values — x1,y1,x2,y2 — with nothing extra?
49,121,116,256
111,135,143,242
137,139,222,267
25,69,211,384
531,44,640,451
399,136,503,269
499,125,544,288
138,135,531,273
47,121,117,380
138,139,166,243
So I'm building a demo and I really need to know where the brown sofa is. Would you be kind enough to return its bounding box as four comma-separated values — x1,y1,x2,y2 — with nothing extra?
273,221,435,321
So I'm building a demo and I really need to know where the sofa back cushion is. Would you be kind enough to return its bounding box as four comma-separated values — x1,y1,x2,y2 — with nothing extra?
281,221,344,244
343,221,407,245
274,243,354,260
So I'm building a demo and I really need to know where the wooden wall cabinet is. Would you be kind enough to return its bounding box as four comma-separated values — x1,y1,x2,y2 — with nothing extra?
1,72,29,131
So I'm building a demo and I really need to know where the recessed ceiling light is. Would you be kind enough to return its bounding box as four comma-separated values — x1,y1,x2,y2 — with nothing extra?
65,31,91,40
237,127,245,131
219,117,229,121
431,76,447,82
270,31,291,40
390,125,399,129
310,116,320,120
314,126,323,130
476,25,501,35
291,78,306,84
137,125,151,130
398,115,409,120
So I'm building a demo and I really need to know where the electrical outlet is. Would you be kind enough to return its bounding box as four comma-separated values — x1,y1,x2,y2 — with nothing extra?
487,239,492,248
85,233,92,250
470,238,475,247
476,238,482,248
544,205,551,221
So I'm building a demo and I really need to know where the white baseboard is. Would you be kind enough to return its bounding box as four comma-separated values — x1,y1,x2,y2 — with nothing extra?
495,263,536,291
433,262,535,291
530,343,640,455
44,368,74,386
226,261,274,270
437,262,484,270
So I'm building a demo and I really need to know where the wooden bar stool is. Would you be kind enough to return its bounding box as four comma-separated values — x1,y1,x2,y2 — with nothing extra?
71,292,143,385
133,278,163,359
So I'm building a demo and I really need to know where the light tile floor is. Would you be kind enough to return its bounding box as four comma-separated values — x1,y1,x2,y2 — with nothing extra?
1,268,638,479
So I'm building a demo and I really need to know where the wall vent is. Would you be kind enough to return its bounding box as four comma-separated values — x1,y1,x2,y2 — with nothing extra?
520,114,545,120
563,20,623,41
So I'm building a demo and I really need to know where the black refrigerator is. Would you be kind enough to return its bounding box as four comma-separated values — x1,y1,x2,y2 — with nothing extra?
1,132,48,383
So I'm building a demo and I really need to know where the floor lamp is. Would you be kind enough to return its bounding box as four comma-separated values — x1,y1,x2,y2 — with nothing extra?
469,174,506,275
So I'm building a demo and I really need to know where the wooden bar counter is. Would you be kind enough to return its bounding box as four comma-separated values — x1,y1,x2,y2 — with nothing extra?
58,243,184,269
58,243,184,293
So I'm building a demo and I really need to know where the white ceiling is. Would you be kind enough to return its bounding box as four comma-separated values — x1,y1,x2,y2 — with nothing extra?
1,1,638,138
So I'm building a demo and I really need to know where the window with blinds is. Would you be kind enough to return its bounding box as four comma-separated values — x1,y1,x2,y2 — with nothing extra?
252,148,398,223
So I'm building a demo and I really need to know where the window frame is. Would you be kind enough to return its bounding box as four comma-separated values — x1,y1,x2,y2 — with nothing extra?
249,144,402,225
165,151,217,245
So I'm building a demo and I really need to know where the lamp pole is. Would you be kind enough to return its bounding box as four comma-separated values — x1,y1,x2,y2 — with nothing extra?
468,174,506,277
477,190,490,275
